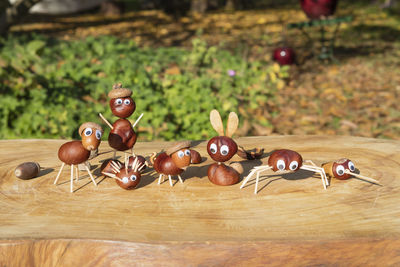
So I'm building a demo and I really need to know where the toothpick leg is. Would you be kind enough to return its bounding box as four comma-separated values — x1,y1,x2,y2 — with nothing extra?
84,163,97,186
305,160,329,186
168,175,173,187
99,113,114,130
240,169,257,189
131,148,136,158
178,175,184,184
132,113,144,128
54,162,65,185
253,166,273,194
300,165,326,190
70,164,74,193
158,174,163,185
76,167,79,182
113,151,116,160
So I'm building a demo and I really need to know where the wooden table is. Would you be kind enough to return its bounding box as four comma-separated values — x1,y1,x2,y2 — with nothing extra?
0,136,399,266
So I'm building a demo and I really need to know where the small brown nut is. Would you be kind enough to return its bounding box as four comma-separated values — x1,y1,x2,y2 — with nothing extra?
15,162,40,180
190,149,202,164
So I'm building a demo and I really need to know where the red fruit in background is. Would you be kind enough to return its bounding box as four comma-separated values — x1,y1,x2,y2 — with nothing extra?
273,47,296,65
300,0,338,20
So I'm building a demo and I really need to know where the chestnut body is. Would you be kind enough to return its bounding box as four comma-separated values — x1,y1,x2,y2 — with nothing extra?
268,149,303,172
300,0,338,19
108,119,137,151
322,158,353,180
15,162,40,180
208,163,240,186
153,152,184,176
58,141,90,165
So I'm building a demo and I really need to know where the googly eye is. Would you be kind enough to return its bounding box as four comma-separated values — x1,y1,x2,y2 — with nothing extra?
115,98,123,105
95,130,102,140
277,159,285,171
122,177,129,184
210,143,217,154
124,99,131,105
289,161,298,171
130,175,137,181
336,165,345,176
84,128,93,136
185,149,190,156
220,145,229,156
178,151,184,158
348,161,355,172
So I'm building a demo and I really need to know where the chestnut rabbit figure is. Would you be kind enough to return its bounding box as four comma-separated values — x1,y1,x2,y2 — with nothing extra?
54,122,103,193
206,109,243,186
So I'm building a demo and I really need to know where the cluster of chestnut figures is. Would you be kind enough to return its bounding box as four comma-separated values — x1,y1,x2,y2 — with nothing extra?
52,84,381,193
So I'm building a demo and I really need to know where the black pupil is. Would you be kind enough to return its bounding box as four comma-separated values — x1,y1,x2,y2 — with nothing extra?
338,170,343,175
278,164,284,170
86,131,90,135
222,150,227,155
211,148,216,153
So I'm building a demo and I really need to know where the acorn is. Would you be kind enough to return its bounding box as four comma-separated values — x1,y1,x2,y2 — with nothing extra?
15,162,40,180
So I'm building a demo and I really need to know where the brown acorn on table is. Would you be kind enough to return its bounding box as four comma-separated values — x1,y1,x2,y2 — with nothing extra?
99,83,143,162
150,141,192,186
54,122,103,193
206,109,243,186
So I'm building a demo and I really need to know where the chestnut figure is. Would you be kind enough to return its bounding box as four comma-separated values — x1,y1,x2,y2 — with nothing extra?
15,162,40,180
99,83,144,162
241,149,328,194
102,157,146,190
150,141,192,186
322,158,381,185
127,155,147,170
300,0,338,20
54,122,103,193
206,109,242,186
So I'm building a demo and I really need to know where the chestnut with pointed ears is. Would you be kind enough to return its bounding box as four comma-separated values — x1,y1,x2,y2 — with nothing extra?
150,141,192,186
54,122,103,193
102,156,146,190
322,158,381,185
241,149,329,194
207,109,242,186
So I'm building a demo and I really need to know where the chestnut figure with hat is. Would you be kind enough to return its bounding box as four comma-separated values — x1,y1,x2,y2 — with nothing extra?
150,141,193,186
99,83,144,162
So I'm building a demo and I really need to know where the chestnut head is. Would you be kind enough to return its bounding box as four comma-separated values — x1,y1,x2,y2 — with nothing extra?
108,83,136,118
331,158,355,180
268,149,303,172
78,122,103,151
166,141,191,169
116,169,141,190
207,109,239,162
207,136,237,162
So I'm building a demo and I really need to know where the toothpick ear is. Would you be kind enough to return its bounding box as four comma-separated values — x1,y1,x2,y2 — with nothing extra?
210,109,224,136
226,112,239,138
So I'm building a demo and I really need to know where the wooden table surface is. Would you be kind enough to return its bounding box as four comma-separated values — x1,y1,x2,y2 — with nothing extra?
0,136,399,266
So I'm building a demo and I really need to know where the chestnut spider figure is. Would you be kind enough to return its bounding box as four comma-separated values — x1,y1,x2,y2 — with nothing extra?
321,158,381,185
101,156,146,190
240,149,329,194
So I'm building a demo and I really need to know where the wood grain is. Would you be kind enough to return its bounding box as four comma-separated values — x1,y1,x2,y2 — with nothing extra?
0,136,399,265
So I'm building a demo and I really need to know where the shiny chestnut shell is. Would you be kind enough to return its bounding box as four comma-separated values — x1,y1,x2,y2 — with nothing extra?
207,163,240,186
268,149,303,172
207,136,238,162
153,152,183,176
108,119,137,151
190,149,202,164
128,155,147,170
58,141,90,165
15,162,40,180
332,158,352,180
115,169,141,190
110,97,136,118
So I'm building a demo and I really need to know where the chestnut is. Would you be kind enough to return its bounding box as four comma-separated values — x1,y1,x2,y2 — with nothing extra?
190,149,202,164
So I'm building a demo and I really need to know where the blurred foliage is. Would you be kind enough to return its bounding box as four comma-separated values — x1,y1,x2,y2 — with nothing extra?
0,34,288,140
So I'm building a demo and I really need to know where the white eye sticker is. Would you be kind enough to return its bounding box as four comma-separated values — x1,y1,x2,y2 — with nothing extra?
122,177,129,184
130,175,137,181
115,98,123,105
348,161,355,172
178,151,184,158
124,99,131,105
185,149,190,156
210,143,217,154
277,159,285,171
220,145,229,156
95,130,102,140
289,161,298,171
84,128,93,136
336,165,345,176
